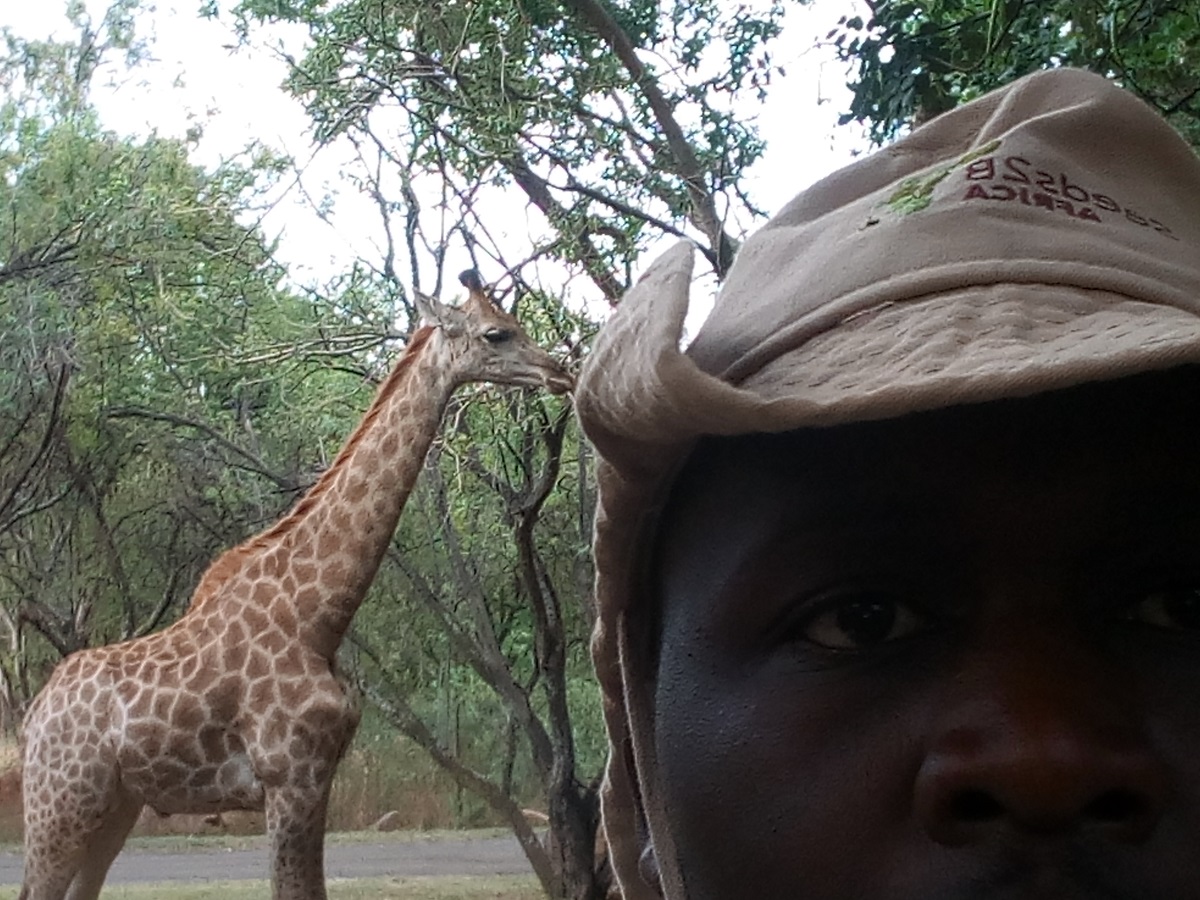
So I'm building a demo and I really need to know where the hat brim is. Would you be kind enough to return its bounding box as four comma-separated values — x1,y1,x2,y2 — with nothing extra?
738,281,1200,429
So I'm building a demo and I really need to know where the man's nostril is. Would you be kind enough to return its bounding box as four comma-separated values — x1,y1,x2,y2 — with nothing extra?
1084,790,1145,823
950,790,1004,822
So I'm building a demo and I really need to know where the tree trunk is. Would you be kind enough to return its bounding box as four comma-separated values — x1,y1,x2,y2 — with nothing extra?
544,779,610,900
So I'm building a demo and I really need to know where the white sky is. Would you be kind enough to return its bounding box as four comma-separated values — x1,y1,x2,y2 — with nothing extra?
2,0,869,328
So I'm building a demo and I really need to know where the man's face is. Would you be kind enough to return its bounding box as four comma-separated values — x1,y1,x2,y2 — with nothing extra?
649,371,1200,900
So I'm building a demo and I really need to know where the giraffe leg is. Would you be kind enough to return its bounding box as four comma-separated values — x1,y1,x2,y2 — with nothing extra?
63,791,143,900
17,864,76,900
20,714,127,900
20,766,104,900
19,803,87,900
265,780,335,900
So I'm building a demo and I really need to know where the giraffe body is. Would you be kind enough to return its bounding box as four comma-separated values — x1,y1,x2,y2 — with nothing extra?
19,276,572,900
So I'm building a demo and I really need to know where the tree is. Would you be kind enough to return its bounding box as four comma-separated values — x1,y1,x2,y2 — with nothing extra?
831,0,1200,147
349,380,601,897
0,0,144,559
5,0,810,896
220,0,796,300
2,4,602,894
199,2,808,898
0,2,343,724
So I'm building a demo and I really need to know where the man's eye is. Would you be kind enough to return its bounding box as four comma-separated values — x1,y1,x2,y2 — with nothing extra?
800,595,925,650
1128,587,1200,632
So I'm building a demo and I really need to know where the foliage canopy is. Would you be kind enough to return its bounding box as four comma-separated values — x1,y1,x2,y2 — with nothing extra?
221,0,794,297
832,0,1200,147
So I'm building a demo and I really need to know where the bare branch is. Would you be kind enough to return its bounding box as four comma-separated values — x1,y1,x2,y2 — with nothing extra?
0,364,71,535
383,541,556,778
501,155,626,303
18,601,76,659
348,628,558,895
104,407,302,492
561,0,738,275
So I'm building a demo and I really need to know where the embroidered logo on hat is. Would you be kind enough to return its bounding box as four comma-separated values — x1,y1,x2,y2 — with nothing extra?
886,140,1002,214
960,153,1179,238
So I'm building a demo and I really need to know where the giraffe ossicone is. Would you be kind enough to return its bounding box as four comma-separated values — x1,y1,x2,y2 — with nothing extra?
18,271,572,900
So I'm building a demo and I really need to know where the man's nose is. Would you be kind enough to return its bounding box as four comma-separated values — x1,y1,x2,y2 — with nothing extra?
913,633,1169,846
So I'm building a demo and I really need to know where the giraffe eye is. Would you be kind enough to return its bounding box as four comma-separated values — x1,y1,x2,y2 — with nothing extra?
482,328,512,344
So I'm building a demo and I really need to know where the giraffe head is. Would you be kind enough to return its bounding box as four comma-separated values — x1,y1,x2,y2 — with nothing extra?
414,270,574,394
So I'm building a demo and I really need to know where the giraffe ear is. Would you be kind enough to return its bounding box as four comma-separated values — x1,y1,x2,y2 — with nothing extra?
413,290,448,326
414,289,468,337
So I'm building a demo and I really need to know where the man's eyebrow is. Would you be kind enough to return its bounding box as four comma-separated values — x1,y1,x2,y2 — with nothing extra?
777,480,956,532
764,503,964,557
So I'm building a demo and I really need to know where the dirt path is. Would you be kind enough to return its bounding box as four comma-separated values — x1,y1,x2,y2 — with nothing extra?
0,834,531,884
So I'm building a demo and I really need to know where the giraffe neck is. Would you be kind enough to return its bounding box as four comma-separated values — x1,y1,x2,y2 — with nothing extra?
260,325,456,657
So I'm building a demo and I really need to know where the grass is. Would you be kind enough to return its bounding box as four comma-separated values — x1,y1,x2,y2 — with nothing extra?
0,874,543,899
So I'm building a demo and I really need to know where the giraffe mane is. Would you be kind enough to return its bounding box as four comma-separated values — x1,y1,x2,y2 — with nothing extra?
186,325,437,612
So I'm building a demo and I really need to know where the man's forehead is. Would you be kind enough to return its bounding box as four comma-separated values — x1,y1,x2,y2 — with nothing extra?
665,366,1200,539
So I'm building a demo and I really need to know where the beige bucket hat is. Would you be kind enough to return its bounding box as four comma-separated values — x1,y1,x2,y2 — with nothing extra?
576,67,1200,900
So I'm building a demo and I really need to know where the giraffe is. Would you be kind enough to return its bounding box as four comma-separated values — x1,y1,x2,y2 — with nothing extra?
18,271,573,900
